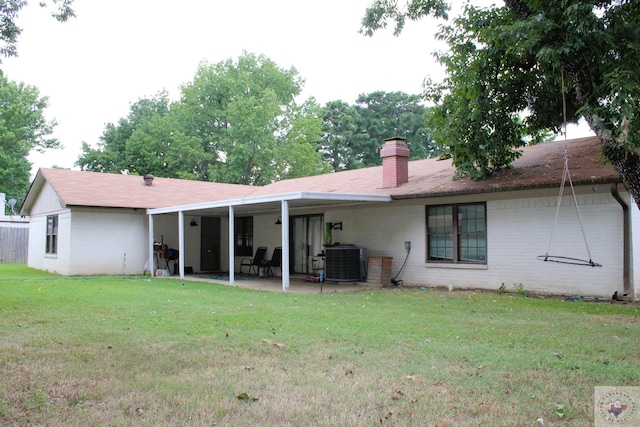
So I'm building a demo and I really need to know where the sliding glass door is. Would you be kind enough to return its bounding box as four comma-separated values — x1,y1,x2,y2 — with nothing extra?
290,214,324,274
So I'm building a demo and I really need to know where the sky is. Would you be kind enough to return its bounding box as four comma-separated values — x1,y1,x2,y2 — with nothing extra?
3,0,588,174
2,0,474,173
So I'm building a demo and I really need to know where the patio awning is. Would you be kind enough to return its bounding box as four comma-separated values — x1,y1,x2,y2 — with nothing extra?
146,191,391,292
146,191,392,216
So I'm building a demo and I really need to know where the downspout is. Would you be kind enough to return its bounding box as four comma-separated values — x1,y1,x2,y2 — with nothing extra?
610,183,631,298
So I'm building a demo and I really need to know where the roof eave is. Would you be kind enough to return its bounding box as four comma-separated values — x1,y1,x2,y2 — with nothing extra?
390,176,623,200
19,170,46,216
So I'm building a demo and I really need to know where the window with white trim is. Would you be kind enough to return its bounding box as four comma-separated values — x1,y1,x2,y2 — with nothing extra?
46,215,58,255
426,203,486,263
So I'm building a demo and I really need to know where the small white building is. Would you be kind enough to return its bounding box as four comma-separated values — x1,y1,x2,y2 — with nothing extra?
20,137,639,300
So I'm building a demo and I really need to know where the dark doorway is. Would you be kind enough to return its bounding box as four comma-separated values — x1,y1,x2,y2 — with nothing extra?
200,216,221,272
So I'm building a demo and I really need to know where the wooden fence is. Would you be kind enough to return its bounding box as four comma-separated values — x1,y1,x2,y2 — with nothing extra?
0,225,29,263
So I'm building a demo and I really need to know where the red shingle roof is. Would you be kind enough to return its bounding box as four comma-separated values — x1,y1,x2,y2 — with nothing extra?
255,136,620,198
27,169,255,211
22,136,620,214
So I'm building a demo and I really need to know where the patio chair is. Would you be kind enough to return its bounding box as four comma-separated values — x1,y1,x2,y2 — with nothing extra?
266,247,282,277
240,246,268,275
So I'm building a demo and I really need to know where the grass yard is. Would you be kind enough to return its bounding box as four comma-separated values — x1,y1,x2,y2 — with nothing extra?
0,264,638,426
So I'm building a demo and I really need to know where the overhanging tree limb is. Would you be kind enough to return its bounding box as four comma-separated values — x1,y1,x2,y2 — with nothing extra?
0,0,75,65
362,0,640,208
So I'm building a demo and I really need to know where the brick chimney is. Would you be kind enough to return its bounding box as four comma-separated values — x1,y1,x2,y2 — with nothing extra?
380,137,410,188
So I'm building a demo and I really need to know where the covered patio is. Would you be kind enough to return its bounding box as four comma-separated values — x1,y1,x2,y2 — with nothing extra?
147,191,391,292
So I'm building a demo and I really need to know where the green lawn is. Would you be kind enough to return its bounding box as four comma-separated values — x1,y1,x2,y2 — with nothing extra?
0,264,638,426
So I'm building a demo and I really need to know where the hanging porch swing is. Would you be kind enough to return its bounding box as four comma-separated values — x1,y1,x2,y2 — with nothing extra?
535,149,602,267
537,71,602,268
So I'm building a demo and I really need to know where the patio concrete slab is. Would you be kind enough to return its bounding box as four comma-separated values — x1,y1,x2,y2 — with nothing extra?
177,274,384,294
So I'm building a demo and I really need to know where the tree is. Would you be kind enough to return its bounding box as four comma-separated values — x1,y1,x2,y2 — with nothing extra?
121,114,208,180
362,0,640,207
76,91,200,177
0,73,58,201
273,98,331,179
355,91,436,165
178,52,325,185
320,100,367,171
78,53,326,185
319,92,436,171
0,0,71,204
0,0,75,64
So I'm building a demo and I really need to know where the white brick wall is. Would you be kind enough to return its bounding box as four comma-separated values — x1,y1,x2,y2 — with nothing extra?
27,210,72,275
322,187,626,297
326,202,425,283
26,182,72,275
27,215,47,271
487,192,622,296
69,208,148,275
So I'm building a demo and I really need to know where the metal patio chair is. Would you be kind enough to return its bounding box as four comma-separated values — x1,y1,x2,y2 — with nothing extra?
240,246,268,275
266,247,282,276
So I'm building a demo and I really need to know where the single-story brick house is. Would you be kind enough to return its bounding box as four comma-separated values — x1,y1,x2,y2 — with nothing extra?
20,136,639,299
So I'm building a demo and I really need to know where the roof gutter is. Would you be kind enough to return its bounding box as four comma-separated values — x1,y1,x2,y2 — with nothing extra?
610,183,632,300
390,177,622,201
